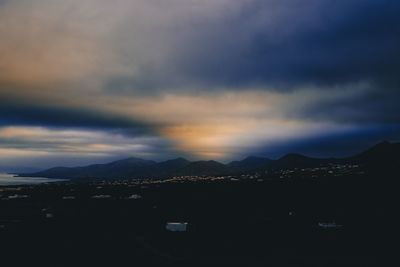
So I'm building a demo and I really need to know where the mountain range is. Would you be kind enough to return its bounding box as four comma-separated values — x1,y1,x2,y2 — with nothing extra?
19,141,400,180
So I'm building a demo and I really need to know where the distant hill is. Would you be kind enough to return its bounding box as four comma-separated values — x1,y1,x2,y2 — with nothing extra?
347,141,400,171
176,160,229,176
19,141,400,180
228,156,272,172
350,141,400,163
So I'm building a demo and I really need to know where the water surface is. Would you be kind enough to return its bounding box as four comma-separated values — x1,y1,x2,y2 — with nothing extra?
0,173,66,186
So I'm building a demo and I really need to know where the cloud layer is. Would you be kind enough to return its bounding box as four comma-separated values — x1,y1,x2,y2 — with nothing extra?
1,0,399,168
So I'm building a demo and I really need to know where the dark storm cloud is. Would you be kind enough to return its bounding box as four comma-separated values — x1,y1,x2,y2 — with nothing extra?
239,1,400,87
298,86,400,125
0,100,153,135
0,0,399,165
106,0,400,92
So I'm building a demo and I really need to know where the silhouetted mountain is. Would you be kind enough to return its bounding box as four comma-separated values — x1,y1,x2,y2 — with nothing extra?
20,141,400,180
349,141,400,170
25,167,74,178
107,157,157,167
23,158,229,179
270,153,336,170
176,160,228,176
228,156,272,172
155,158,191,176
158,157,190,167
27,158,157,179
351,141,399,161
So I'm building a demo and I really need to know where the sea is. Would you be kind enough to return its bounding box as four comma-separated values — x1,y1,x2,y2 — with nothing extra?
0,173,66,186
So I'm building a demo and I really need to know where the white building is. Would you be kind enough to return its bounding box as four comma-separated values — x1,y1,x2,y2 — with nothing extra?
165,222,188,232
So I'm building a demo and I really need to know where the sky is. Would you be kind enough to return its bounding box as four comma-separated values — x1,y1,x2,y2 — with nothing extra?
1,0,399,169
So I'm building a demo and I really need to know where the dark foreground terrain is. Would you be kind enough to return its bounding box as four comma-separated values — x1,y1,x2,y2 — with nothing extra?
1,166,398,267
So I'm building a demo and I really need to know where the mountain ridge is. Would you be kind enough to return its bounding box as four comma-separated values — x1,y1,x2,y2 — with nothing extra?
19,141,400,180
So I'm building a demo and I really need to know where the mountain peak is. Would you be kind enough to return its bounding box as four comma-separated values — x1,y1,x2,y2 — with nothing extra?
158,157,190,166
353,140,399,163
373,140,391,148
174,157,190,162
279,153,310,161
227,156,272,172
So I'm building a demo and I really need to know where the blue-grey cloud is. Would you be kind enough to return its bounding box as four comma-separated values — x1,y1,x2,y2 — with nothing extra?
97,0,400,129
0,99,153,133
104,0,400,91
0,0,399,166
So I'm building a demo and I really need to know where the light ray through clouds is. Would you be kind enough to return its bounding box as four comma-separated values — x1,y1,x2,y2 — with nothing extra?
0,0,399,168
